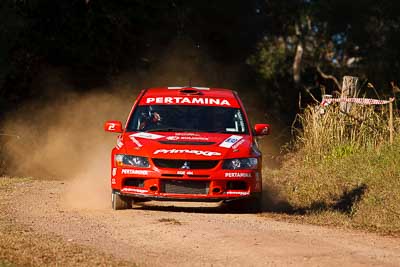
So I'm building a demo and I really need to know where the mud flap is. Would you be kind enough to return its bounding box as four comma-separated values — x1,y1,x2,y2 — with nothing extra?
111,190,131,210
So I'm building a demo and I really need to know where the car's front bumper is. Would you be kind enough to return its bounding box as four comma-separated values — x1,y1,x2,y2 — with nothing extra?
111,167,262,202
115,189,260,203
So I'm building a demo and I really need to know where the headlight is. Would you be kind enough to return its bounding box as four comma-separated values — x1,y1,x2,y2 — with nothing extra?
222,158,258,170
115,154,150,168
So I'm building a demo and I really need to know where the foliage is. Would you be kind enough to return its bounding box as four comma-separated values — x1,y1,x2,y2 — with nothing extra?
247,37,290,81
0,0,261,117
248,0,400,120
1,1,400,121
268,100,400,234
295,103,395,158
0,0,27,111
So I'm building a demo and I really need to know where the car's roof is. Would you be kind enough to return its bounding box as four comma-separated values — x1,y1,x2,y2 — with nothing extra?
138,87,241,108
143,87,236,98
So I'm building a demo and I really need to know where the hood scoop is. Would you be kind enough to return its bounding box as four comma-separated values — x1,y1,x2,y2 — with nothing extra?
158,140,216,145
179,88,202,95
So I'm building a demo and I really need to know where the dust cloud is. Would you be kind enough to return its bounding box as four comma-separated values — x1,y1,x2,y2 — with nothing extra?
1,39,283,210
2,90,134,209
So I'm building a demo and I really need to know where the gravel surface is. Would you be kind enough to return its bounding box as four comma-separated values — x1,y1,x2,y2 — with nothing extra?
2,178,400,266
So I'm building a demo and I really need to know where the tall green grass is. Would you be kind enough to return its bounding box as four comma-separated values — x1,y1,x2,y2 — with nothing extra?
294,104,396,157
269,102,400,234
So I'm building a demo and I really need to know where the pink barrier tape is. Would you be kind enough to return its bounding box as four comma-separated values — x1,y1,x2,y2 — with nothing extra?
321,97,395,106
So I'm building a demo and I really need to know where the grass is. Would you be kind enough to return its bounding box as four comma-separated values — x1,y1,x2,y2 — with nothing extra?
0,176,31,186
0,261,14,267
266,103,400,235
294,103,394,156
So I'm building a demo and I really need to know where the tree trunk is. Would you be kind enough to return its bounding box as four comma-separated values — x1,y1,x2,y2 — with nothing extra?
293,42,303,85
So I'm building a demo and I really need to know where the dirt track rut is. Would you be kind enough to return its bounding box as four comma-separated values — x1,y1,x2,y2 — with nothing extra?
5,179,400,266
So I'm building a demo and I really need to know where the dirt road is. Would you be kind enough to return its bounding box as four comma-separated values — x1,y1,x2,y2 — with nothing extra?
2,178,400,266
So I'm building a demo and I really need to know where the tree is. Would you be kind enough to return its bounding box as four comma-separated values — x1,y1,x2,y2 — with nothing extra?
248,0,400,120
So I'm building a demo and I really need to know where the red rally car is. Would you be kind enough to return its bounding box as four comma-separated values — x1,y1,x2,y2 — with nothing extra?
104,87,270,211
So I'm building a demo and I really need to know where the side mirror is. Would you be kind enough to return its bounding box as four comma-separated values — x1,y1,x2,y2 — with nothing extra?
254,124,270,136
104,120,123,133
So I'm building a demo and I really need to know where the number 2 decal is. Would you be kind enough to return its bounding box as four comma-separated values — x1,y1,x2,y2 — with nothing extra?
108,123,116,131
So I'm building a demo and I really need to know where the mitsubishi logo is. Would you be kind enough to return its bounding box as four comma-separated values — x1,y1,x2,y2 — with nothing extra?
181,161,190,169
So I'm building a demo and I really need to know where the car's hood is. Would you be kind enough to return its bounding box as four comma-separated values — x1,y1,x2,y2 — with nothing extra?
116,131,257,159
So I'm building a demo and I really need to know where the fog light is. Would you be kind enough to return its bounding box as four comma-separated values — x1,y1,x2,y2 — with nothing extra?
212,187,221,193
149,185,158,191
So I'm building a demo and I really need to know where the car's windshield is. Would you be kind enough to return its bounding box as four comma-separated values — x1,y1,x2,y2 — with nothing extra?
126,105,248,134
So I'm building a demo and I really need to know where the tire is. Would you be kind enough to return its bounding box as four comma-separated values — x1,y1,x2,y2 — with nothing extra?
111,191,131,210
224,193,263,213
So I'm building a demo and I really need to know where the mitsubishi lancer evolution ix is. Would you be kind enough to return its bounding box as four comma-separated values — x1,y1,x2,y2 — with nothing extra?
104,87,270,212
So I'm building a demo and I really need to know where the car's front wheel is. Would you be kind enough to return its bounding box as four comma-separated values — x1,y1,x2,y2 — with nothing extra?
111,191,131,210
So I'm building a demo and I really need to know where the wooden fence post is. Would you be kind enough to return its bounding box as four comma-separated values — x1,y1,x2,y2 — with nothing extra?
389,99,394,144
341,76,360,113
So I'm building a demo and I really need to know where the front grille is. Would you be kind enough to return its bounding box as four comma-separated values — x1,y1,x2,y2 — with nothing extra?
161,174,209,178
123,178,144,187
153,159,219,169
162,180,209,195
188,174,209,178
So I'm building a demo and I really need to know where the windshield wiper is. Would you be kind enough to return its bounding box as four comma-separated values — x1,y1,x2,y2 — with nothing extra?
205,128,228,133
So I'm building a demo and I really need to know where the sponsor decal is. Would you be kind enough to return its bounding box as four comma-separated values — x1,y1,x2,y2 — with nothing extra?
121,169,149,175
261,127,269,134
237,111,245,130
145,97,231,106
225,191,250,196
112,168,117,177
121,188,148,193
232,139,245,150
225,172,252,178
128,135,143,147
177,170,194,175
219,135,243,148
111,178,116,184
153,149,221,157
131,132,164,140
166,136,209,141
108,123,117,131
116,136,124,149
166,136,180,141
